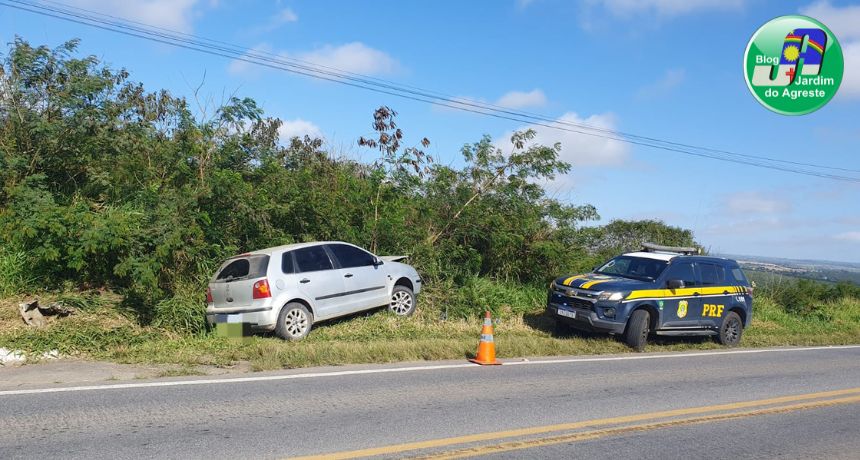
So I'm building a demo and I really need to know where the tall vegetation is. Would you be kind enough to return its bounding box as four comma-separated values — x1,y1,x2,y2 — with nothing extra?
0,38,699,327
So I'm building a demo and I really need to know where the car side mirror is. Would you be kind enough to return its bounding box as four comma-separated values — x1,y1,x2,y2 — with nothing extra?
667,279,685,289
373,257,384,266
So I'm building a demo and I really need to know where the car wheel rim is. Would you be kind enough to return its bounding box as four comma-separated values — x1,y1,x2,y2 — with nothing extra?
390,291,413,315
284,308,308,336
726,319,740,343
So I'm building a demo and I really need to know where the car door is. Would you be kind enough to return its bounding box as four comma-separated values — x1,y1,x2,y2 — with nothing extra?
660,260,702,328
697,262,730,328
326,243,388,313
292,245,347,320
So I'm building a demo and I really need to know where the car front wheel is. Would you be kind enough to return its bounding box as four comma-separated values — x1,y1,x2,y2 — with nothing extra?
389,286,416,316
623,309,650,352
275,302,313,340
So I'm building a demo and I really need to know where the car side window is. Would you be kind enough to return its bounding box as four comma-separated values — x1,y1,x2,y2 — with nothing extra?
699,263,725,286
728,267,749,286
294,246,333,273
663,262,697,287
281,251,295,274
328,244,375,269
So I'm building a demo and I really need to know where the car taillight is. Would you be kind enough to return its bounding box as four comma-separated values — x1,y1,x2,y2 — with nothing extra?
206,287,213,303
253,279,271,299
745,286,754,298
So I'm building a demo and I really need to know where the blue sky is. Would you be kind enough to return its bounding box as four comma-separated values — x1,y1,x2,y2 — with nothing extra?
3,0,859,262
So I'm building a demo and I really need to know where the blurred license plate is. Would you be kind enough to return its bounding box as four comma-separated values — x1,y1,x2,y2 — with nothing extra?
557,309,576,319
213,314,230,323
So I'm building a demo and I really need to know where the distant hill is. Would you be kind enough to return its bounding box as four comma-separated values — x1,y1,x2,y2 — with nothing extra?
716,254,860,285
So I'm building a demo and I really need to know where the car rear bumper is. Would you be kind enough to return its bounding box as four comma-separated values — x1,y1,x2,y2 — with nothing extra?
546,302,626,334
206,306,276,330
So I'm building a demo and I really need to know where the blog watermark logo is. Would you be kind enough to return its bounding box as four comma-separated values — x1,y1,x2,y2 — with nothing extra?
744,15,843,115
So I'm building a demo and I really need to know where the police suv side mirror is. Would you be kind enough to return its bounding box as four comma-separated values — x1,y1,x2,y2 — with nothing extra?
667,279,685,289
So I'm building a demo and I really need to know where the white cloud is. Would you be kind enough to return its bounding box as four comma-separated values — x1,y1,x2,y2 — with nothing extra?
275,8,298,24
297,42,398,75
65,0,200,33
800,1,860,41
500,112,630,168
278,119,322,141
724,192,791,215
495,89,547,109
228,42,398,77
635,68,685,100
800,1,860,99
227,43,273,76
589,0,744,18
835,231,860,242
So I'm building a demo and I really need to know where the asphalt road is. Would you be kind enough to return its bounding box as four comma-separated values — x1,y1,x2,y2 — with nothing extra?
1,346,859,459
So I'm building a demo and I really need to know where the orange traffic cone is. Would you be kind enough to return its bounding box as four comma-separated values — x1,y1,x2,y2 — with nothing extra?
469,311,501,365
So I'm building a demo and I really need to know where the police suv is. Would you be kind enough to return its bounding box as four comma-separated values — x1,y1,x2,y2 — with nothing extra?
546,243,753,351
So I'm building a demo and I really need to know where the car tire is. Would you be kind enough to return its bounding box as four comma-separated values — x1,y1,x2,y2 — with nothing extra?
274,302,313,341
388,285,416,316
717,311,743,347
623,309,650,352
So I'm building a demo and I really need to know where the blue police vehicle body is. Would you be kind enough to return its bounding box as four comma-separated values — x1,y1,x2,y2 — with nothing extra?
546,243,753,351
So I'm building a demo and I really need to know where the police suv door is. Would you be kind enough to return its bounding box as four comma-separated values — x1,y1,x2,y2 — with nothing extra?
696,262,730,328
660,260,702,328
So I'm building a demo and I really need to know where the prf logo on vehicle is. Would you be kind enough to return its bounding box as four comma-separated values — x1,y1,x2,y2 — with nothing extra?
744,15,843,115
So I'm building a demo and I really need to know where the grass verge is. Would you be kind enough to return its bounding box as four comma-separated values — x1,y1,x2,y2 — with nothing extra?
1,286,858,372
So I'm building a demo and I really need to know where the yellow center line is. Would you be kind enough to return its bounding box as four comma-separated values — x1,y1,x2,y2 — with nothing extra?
417,394,860,459
289,387,860,460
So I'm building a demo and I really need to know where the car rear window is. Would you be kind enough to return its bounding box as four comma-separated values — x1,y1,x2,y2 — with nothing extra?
294,246,333,272
215,255,270,281
729,267,750,285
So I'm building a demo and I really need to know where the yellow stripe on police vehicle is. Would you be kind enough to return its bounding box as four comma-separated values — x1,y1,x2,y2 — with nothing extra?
546,243,753,351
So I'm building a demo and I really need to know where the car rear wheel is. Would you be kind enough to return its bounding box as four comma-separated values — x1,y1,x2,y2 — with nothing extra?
389,286,416,316
717,311,743,347
623,309,650,352
275,302,313,341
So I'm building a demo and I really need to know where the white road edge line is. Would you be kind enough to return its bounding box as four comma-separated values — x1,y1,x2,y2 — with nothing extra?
1,345,858,397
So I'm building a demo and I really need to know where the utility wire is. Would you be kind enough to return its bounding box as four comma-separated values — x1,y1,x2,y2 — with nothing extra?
3,0,859,182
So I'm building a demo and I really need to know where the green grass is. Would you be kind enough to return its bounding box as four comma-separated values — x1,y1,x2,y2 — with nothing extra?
1,283,858,372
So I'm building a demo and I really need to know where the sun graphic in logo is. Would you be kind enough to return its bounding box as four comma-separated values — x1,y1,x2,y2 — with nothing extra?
783,45,800,62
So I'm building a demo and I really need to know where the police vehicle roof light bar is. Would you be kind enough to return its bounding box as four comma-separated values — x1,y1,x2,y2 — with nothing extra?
641,242,700,255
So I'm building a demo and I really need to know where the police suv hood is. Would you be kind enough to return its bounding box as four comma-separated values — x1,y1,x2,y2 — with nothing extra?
554,273,655,292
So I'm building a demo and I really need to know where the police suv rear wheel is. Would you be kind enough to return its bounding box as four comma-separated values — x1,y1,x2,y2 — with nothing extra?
623,309,650,352
717,311,743,347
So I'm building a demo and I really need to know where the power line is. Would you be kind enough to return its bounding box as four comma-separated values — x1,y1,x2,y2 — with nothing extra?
3,0,859,183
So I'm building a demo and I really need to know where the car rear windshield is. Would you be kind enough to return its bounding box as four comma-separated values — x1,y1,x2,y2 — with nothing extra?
596,256,668,281
214,255,270,282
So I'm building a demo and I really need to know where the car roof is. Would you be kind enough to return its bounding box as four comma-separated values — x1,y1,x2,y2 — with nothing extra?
622,251,677,262
622,252,738,265
241,241,353,257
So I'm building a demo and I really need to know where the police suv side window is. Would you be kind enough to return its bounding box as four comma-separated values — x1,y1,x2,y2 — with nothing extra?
699,263,725,286
664,262,697,287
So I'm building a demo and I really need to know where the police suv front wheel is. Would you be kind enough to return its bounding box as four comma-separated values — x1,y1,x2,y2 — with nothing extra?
623,309,650,352
717,311,743,347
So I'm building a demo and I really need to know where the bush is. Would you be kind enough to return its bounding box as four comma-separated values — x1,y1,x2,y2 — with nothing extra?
151,289,207,336
0,245,35,296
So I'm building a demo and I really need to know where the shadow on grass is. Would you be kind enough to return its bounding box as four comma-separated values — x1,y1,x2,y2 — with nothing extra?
522,312,601,339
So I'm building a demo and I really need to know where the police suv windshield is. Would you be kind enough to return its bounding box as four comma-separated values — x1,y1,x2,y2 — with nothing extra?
595,256,668,281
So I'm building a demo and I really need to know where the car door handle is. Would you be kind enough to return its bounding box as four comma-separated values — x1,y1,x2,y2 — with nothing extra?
693,292,700,296
344,273,354,278
723,290,729,295
300,278,310,284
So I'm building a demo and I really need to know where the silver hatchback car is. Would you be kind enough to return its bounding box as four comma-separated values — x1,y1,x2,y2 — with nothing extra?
206,241,422,340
